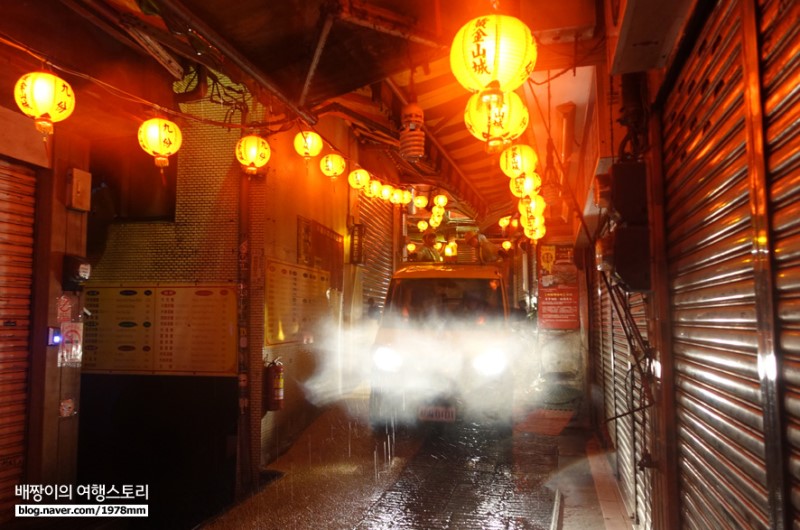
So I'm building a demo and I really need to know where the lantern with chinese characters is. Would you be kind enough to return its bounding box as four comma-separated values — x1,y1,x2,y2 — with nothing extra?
320,153,346,178
498,216,511,229
450,14,537,100
464,90,528,153
14,71,76,135
366,179,383,198
390,188,404,204
509,173,542,198
413,195,428,209
138,117,182,168
531,194,547,216
235,134,271,175
525,223,546,240
433,194,448,207
380,184,394,201
417,220,429,232
500,144,538,178
294,130,323,158
348,168,370,189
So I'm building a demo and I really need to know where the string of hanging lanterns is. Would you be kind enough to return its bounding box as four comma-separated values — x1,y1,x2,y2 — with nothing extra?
450,8,547,243
8,59,447,227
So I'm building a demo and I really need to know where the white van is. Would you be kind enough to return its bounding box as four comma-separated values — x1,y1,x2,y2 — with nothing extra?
369,263,522,429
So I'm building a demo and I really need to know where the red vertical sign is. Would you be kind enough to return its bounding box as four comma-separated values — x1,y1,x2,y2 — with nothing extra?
538,244,580,329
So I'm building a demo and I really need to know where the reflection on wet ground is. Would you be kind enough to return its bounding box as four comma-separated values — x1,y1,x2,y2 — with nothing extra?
356,421,556,529
200,391,593,530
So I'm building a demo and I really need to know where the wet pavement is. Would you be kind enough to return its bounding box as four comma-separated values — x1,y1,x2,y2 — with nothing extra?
200,387,624,530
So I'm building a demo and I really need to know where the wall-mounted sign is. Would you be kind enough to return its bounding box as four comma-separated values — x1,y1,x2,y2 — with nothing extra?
538,244,580,330
350,223,365,264
265,260,330,346
82,283,237,376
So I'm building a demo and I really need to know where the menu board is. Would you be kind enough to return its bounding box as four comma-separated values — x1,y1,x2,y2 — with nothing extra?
83,283,237,375
265,260,330,345
538,244,580,330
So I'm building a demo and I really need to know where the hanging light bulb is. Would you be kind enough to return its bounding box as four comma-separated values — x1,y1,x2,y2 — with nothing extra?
320,153,346,178
499,144,539,178
347,168,370,189
138,117,182,168
450,14,537,100
413,195,429,209
464,90,529,153
294,130,323,158
235,134,271,175
14,71,76,135
400,102,425,160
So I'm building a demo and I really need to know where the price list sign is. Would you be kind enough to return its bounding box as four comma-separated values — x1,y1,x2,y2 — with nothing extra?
265,260,330,345
83,284,237,376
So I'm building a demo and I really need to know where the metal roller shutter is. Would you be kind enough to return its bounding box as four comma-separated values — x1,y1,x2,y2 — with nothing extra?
760,0,800,524
602,282,652,525
359,195,394,307
598,272,617,449
611,286,635,512
0,158,35,523
662,0,769,527
628,292,653,529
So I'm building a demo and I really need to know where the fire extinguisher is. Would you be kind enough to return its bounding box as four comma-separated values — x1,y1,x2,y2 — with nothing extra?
263,359,284,412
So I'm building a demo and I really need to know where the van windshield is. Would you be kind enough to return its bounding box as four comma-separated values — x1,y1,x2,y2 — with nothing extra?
383,277,505,327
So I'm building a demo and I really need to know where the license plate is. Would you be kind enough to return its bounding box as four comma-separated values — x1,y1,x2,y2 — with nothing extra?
418,405,456,422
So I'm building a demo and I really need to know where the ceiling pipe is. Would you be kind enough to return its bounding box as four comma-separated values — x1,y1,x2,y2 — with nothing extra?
156,0,317,124
299,15,334,108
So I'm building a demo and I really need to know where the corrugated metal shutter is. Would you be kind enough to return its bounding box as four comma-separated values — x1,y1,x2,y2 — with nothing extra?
602,283,652,524
761,0,800,524
0,158,35,523
598,272,617,450
628,292,653,529
610,283,635,514
662,0,770,527
359,195,394,307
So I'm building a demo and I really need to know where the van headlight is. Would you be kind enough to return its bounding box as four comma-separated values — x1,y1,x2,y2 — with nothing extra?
373,345,403,372
472,349,507,377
